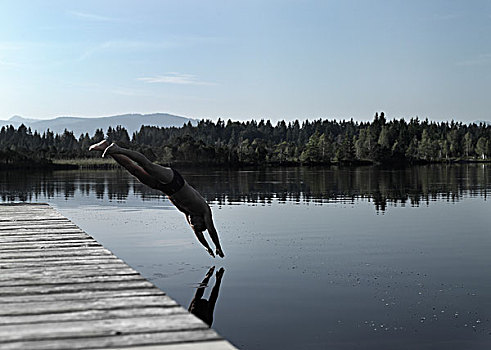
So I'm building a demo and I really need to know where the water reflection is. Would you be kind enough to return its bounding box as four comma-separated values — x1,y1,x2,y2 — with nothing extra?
0,164,490,211
188,266,224,327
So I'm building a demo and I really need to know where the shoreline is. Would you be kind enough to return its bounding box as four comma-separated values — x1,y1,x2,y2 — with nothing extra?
2,158,491,171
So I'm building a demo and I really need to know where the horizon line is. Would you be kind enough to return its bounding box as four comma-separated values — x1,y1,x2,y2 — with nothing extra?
0,112,487,125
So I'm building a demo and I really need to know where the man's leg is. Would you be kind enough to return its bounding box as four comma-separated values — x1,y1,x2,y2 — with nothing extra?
104,143,174,183
89,140,160,189
111,154,161,189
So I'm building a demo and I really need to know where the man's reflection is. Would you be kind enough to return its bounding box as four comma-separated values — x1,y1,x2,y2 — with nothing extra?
188,266,224,327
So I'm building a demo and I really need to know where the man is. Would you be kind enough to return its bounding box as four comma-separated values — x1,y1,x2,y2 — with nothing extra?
89,140,224,258
188,266,224,327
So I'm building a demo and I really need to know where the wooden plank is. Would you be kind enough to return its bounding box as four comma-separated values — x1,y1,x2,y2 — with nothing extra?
0,228,87,234
0,237,93,245
0,215,67,221
0,243,104,250
0,266,139,281
0,218,73,224
0,220,72,227
0,266,138,278
0,330,221,350
0,234,93,241
0,224,80,231
0,314,209,341
0,255,120,263
0,215,67,220
0,247,112,258
0,258,127,269
0,203,49,205
0,289,167,304
0,295,178,316
0,217,68,221
0,241,101,250
0,204,235,350
0,306,186,325
0,212,58,217
0,228,80,234
110,341,239,350
0,218,74,224
0,274,146,287
0,280,158,296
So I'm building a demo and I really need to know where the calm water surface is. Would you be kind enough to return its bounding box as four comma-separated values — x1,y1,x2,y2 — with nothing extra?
1,165,491,349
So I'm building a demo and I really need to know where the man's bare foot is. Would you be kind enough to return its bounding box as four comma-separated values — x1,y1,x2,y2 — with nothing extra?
102,142,118,158
216,248,225,258
89,140,109,152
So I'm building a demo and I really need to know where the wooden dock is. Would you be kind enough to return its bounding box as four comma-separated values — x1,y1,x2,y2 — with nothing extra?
0,203,237,350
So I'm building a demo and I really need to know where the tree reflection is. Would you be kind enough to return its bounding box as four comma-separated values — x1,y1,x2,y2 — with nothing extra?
0,164,489,212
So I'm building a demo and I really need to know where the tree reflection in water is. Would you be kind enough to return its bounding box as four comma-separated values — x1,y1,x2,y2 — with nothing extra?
0,164,490,212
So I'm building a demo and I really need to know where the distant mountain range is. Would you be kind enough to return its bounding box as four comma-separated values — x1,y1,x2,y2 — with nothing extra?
1,113,198,136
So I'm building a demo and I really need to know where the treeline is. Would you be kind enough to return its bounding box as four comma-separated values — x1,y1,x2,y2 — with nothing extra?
1,112,491,167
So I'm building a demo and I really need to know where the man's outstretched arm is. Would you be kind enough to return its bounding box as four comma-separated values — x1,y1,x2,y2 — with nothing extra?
205,211,224,258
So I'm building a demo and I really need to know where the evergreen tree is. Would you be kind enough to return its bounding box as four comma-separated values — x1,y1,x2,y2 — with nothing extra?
476,137,488,159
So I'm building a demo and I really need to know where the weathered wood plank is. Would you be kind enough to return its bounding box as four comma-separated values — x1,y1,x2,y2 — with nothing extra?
0,217,67,221
0,247,112,258
0,234,93,242
0,206,58,211
0,228,87,234
0,274,146,288
0,295,178,316
0,210,68,214
0,211,59,215
0,306,186,325
0,330,221,350
0,215,67,221
109,340,238,350
0,212,65,219
0,257,127,269
0,280,157,296
0,221,72,227
0,266,138,281
0,241,101,250
0,229,89,235
0,262,134,274
0,314,209,341
0,203,49,205
0,224,80,231
0,254,120,263
0,217,74,223
0,289,167,304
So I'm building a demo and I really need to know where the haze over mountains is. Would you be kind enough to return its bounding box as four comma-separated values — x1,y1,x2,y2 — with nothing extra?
1,113,197,136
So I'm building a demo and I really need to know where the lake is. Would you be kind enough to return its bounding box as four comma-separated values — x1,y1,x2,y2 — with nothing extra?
1,164,491,349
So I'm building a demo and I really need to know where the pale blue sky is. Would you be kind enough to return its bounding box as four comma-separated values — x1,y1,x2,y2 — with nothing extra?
0,0,490,122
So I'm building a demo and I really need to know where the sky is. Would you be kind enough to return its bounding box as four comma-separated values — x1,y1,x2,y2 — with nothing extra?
0,0,490,123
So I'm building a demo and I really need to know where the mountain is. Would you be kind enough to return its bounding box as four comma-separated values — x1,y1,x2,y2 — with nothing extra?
1,113,198,136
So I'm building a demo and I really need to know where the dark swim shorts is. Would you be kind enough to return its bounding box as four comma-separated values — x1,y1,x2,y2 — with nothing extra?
158,168,185,195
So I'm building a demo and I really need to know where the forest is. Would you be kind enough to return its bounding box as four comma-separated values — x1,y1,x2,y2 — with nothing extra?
1,112,490,168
